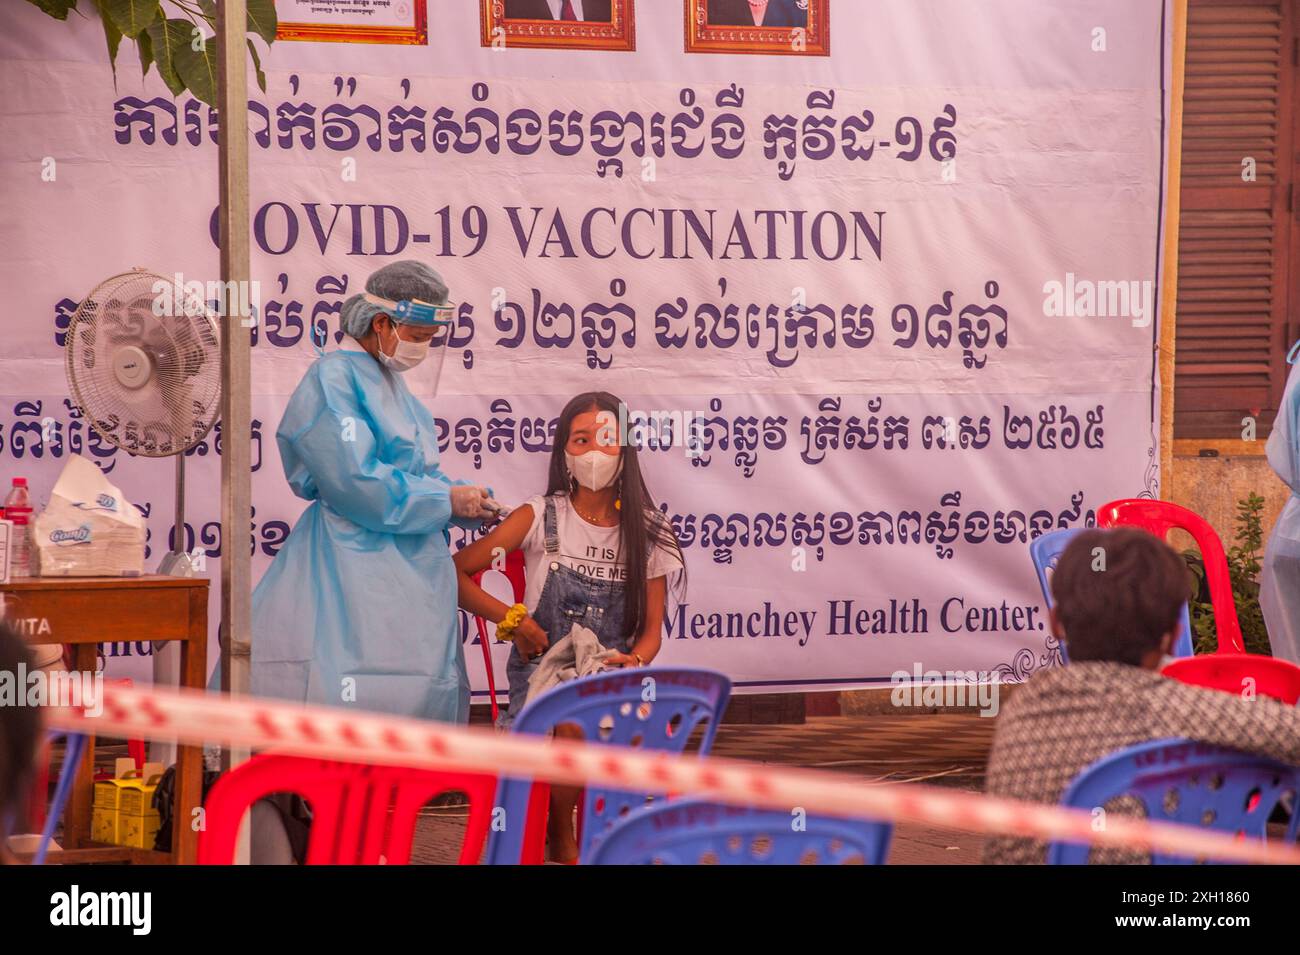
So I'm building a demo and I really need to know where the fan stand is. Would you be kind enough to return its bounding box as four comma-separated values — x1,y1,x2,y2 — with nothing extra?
152,453,193,766
157,454,196,577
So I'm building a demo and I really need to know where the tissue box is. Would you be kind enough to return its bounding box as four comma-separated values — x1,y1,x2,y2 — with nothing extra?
32,455,145,577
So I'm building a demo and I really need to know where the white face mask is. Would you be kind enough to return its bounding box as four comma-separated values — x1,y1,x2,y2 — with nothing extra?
566,450,621,491
378,319,431,372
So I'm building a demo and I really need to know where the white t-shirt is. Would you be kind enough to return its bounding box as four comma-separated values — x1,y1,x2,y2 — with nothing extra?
519,494,683,610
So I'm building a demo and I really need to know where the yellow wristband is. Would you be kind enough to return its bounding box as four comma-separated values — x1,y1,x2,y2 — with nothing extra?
495,603,528,642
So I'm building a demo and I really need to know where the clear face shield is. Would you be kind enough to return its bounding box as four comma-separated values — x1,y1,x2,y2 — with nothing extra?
364,292,455,393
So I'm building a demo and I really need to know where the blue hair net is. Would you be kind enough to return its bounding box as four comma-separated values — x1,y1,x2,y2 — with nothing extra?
339,260,452,339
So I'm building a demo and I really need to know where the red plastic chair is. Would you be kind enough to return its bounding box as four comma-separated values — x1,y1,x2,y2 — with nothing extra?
470,549,527,723
197,754,497,865
1162,653,1300,704
1097,498,1245,653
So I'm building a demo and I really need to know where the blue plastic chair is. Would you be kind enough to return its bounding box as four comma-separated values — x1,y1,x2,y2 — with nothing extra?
588,797,893,865
34,731,87,865
1029,528,1194,661
1047,738,1300,864
484,667,731,865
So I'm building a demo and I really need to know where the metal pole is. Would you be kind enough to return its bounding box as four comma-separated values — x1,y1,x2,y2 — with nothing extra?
216,0,252,805
173,453,185,558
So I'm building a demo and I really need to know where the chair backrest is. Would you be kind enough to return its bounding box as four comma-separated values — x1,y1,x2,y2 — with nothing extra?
1097,498,1245,652
197,754,497,865
588,798,892,865
485,666,732,864
1162,653,1300,704
1028,528,1080,664
470,549,527,722
1047,738,1300,864
1029,527,1194,661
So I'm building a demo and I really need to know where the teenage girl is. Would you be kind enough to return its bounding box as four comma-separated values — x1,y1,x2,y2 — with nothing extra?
454,391,685,862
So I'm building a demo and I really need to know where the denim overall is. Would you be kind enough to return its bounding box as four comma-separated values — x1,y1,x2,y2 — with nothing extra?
502,495,629,727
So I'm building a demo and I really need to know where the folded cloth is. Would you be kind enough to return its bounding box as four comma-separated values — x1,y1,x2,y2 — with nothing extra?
524,624,619,707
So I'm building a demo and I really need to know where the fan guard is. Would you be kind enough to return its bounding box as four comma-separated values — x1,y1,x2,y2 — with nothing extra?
64,268,221,458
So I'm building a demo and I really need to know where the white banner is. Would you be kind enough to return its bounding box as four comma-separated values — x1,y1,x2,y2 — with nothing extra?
0,0,1174,695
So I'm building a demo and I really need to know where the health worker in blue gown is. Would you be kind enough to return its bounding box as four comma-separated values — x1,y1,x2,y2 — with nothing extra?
249,260,497,722
1263,342,1300,666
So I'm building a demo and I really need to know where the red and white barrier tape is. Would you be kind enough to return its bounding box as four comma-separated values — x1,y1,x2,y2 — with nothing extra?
45,682,1300,865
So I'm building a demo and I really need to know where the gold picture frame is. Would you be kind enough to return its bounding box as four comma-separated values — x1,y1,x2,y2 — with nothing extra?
276,0,429,45
480,0,636,52
685,0,829,56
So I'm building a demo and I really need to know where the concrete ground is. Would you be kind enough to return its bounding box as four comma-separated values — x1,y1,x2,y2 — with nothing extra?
409,712,994,864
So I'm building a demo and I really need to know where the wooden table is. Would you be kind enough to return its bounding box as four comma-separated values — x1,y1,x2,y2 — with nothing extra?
1,575,209,864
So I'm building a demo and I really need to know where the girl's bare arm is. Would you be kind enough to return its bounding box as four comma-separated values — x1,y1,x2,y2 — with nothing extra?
629,575,668,664
452,504,534,623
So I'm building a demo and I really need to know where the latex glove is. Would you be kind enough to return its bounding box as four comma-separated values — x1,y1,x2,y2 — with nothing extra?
450,484,495,520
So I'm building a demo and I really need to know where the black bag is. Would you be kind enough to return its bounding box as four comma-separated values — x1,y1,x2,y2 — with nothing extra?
151,765,313,863
150,765,221,853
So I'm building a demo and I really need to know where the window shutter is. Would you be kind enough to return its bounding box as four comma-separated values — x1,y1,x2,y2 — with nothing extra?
1175,0,1296,439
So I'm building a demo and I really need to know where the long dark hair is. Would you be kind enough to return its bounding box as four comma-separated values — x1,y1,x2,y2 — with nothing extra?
547,392,685,642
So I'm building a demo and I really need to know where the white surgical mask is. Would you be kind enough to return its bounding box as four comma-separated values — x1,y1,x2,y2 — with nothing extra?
378,320,431,372
566,450,621,491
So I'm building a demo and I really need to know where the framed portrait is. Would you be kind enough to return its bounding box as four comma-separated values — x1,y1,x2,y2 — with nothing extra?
480,0,636,52
685,0,829,56
275,0,429,45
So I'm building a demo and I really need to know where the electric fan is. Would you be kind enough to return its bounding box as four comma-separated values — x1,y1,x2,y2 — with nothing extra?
64,268,222,576
64,269,222,763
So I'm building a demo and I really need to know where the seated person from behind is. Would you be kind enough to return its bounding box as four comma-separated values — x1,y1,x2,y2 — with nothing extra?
984,527,1300,864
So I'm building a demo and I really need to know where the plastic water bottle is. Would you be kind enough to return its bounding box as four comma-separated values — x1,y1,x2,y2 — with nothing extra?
4,478,33,577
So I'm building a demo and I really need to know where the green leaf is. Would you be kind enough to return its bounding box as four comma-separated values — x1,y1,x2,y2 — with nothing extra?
136,25,153,78
245,0,278,45
247,39,266,94
26,0,79,20
103,0,157,38
146,17,189,96
173,33,218,107
93,0,122,79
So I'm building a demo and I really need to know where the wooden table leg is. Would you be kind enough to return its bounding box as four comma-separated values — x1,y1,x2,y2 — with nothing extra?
172,590,209,864
64,642,99,850
171,736,201,863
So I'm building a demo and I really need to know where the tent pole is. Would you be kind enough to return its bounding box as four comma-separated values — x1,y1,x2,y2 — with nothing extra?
216,0,252,860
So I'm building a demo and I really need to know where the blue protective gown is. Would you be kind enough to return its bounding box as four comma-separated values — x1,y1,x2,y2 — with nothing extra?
1262,350,1300,665
249,341,470,722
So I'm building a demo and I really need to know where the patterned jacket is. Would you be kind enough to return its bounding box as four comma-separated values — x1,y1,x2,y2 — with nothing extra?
983,660,1300,863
